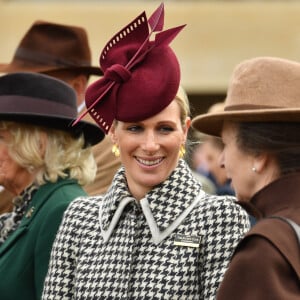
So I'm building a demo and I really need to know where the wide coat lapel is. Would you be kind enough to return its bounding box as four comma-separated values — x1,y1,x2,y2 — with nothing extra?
100,160,203,244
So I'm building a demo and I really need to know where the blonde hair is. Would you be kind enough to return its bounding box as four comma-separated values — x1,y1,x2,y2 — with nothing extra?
175,85,191,126
1,121,96,186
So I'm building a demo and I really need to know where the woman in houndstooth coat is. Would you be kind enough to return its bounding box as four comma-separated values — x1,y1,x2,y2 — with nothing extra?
42,4,250,299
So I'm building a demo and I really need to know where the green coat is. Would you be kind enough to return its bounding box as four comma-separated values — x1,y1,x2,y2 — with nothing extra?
0,178,87,300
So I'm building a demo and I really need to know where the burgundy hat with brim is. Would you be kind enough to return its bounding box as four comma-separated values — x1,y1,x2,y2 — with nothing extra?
192,56,300,137
0,20,103,76
74,3,185,134
0,72,104,146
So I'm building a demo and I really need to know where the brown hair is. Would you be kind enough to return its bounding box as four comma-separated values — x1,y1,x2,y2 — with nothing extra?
236,122,300,175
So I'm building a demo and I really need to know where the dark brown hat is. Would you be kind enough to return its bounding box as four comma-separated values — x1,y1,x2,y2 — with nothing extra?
0,72,104,146
0,20,103,76
192,56,300,136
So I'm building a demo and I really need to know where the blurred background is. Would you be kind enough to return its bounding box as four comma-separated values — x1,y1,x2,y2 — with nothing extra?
1,0,300,118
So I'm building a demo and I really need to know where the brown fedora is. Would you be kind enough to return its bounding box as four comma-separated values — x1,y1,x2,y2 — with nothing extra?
192,56,300,136
0,20,103,76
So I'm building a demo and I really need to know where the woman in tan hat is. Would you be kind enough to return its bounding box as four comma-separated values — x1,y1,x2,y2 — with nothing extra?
0,72,104,300
42,4,250,299
192,56,300,299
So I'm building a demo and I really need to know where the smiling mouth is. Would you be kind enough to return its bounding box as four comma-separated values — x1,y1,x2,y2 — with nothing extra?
136,157,164,166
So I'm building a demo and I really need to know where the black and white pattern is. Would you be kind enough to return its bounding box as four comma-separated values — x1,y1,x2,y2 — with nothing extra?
0,184,38,245
42,160,250,300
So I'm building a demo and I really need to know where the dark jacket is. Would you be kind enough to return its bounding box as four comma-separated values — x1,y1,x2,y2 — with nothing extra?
0,178,87,300
217,173,300,300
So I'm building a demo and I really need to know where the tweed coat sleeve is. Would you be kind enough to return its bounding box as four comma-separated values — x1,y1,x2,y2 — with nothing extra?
196,195,250,299
42,196,98,299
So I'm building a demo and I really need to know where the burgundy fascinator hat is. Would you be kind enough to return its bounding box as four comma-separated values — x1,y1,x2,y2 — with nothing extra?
74,3,185,134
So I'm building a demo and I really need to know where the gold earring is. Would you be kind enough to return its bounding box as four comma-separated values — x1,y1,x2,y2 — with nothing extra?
179,145,186,159
112,144,120,157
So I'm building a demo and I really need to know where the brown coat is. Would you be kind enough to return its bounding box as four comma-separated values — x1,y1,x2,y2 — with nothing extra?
84,135,121,195
83,113,121,196
217,173,300,300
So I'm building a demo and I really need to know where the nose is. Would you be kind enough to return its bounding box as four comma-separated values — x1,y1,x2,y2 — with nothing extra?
219,150,225,169
141,131,159,153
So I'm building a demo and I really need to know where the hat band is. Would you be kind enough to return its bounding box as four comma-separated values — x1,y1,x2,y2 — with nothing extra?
0,95,76,118
15,47,90,67
225,104,282,111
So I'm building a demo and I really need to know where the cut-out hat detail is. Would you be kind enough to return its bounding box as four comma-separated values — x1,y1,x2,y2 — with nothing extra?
73,3,186,134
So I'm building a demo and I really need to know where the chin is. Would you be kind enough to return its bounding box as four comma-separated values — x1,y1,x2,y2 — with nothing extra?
140,175,166,188
235,192,249,202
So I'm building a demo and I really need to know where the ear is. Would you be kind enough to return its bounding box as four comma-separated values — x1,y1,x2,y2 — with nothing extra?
39,131,48,158
183,117,191,142
109,122,117,144
253,153,268,173
69,75,89,106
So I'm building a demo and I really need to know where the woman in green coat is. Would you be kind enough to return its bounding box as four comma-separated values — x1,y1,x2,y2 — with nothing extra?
0,72,104,300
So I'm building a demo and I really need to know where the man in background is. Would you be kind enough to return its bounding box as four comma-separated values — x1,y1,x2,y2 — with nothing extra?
190,102,235,196
0,20,121,214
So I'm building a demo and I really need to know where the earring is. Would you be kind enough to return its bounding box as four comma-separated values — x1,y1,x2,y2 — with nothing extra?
252,167,257,172
179,145,186,159
112,144,120,157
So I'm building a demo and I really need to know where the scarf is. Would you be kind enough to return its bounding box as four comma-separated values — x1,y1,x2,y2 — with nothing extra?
0,184,38,246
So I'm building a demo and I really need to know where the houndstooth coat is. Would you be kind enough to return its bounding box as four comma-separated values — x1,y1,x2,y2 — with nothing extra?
42,160,250,300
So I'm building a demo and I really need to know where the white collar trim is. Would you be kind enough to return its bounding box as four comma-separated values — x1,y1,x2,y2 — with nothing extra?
140,190,205,244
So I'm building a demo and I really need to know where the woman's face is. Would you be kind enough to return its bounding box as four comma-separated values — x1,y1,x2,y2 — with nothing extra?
110,100,190,200
220,121,258,201
0,129,32,195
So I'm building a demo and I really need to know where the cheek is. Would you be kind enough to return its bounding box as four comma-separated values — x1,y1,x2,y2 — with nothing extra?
116,136,135,150
0,146,11,163
118,136,138,155
0,153,21,181
222,150,238,177
167,138,182,155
